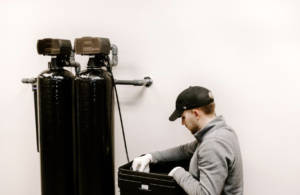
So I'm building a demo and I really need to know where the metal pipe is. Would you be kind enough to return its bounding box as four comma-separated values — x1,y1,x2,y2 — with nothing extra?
114,77,153,87
111,44,118,67
33,84,39,152
22,78,39,152
70,51,81,75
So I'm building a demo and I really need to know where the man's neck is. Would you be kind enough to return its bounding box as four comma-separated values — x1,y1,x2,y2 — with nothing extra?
199,114,216,130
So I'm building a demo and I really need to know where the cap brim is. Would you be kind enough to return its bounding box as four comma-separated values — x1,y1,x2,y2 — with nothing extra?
169,109,183,121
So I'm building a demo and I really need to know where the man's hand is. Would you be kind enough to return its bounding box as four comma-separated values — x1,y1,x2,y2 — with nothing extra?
131,154,153,172
168,166,182,177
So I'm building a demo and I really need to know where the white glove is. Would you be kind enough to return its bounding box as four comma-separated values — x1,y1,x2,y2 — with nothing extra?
168,167,181,177
131,154,153,172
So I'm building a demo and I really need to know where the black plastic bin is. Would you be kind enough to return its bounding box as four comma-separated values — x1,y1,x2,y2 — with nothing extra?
118,160,189,195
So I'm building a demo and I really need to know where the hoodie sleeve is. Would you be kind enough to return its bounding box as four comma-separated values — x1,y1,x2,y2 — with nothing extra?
150,140,198,163
172,138,234,195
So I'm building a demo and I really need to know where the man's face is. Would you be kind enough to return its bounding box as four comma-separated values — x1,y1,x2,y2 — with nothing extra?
181,109,200,134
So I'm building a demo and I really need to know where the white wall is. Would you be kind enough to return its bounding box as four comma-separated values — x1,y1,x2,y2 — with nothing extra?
1,0,300,194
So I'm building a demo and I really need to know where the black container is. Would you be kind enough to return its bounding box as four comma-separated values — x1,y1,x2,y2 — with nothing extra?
75,54,115,195
118,161,188,195
38,58,76,195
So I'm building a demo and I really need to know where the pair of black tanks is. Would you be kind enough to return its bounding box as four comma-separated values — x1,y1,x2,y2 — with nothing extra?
23,37,186,195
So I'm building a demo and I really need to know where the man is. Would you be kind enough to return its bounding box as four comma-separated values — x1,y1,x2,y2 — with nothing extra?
132,86,243,195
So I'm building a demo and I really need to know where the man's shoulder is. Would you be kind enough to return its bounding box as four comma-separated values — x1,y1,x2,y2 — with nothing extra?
204,123,237,143
200,124,240,157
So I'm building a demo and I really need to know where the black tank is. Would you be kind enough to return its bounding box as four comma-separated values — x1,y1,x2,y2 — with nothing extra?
38,57,76,195
75,54,115,195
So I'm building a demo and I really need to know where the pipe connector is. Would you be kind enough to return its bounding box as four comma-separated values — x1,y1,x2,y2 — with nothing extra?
22,78,37,84
111,44,118,67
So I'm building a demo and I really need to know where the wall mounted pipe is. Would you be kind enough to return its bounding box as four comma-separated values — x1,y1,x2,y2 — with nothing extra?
115,77,153,87
21,78,39,152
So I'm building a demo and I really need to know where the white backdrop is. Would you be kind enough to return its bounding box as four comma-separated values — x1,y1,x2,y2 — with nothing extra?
1,0,300,194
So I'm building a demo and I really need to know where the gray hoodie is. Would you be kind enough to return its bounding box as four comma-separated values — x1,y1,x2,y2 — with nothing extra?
151,116,243,195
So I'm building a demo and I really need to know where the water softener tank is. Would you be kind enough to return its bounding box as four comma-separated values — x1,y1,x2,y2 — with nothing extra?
74,37,115,195
37,39,77,195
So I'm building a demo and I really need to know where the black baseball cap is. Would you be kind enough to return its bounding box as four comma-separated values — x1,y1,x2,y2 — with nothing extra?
169,86,214,121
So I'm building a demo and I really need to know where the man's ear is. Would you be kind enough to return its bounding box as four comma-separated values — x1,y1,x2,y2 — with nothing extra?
193,108,204,119
192,108,200,118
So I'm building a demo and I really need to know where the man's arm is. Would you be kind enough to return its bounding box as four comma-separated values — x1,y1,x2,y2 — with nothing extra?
172,139,233,195
150,140,198,163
